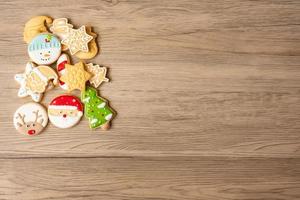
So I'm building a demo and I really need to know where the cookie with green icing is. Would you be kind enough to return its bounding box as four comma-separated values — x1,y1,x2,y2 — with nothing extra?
81,86,114,130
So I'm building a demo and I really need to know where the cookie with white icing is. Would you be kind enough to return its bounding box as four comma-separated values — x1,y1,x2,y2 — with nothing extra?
48,95,83,128
15,62,58,102
28,33,61,65
13,102,48,136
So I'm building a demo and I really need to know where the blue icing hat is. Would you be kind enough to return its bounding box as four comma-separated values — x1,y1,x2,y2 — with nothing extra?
28,34,61,52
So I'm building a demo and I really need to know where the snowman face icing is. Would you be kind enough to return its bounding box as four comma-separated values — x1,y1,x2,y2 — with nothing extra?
28,34,61,65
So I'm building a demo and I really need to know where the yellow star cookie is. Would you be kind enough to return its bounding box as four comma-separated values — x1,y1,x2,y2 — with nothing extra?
60,62,91,92
61,26,93,55
85,63,109,88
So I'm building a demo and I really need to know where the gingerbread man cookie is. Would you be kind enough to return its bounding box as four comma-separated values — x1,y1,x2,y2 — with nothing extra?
15,62,58,102
23,16,53,43
81,86,114,130
13,102,48,136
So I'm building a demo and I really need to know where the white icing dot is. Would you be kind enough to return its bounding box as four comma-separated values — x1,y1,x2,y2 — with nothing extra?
91,119,98,124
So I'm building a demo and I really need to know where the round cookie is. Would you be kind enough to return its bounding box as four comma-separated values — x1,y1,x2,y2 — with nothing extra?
28,33,61,65
48,95,83,129
13,102,48,136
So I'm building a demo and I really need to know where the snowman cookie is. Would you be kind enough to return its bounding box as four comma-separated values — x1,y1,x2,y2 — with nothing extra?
13,102,48,136
28,33,61,65
48,95,83,128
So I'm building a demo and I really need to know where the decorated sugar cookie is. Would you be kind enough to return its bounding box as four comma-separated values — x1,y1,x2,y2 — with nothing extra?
61,26,93,55
59,61,91,92
75,26,98,59
50,18,73,51
15,62,58,102
28,33,61,65
85,63,109,88
50,18,73,41
48,95,83,128
13,102,48,136
81,86,114,130
23,16,53,43
56,53,70,90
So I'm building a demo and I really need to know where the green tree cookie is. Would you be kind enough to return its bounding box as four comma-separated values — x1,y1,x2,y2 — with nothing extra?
81,86,114,129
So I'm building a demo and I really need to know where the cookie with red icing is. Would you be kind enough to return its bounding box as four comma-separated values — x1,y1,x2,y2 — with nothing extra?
56,53,70,90
48,95,83,128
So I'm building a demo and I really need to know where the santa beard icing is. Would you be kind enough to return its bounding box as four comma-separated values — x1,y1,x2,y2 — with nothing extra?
48,95,83,129
48,110,82,128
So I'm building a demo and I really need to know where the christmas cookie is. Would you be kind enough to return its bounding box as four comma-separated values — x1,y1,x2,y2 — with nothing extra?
28,33,61,65
61,26,93,55
48,95,83,128
81,86,114,130
75,26,98,59
59,61,91,92
13,102,48,136
15,62,58,102
50,18,73,51
56,53,70,90
23,16,53,43
85,63,109,88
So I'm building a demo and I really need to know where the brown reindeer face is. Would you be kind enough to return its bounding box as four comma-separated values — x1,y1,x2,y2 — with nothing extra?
17,120,44,135
13,103,48,136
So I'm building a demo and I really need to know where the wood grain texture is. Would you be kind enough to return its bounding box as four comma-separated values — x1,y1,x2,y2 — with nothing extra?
0,157,299,200
0,0,299,199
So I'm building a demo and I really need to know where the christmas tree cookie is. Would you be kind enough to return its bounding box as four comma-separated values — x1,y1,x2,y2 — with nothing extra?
81,86,114,130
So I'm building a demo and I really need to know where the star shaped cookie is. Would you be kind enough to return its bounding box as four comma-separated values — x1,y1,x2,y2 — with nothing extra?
60,62,91,92
15,62,58,102
85,63,109,88
61,26,93,55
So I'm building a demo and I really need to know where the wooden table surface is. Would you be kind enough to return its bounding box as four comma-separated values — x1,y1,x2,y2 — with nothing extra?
0,0,300,199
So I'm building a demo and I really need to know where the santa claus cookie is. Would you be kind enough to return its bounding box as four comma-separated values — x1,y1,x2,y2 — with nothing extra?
13,102,48,136
28,33,61,65
48,95,83,128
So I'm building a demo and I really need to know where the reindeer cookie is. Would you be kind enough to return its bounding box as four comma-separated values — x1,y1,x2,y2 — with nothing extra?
13,102,48,136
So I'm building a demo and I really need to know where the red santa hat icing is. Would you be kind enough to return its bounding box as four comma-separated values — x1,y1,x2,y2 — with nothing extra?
49,95,83,114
